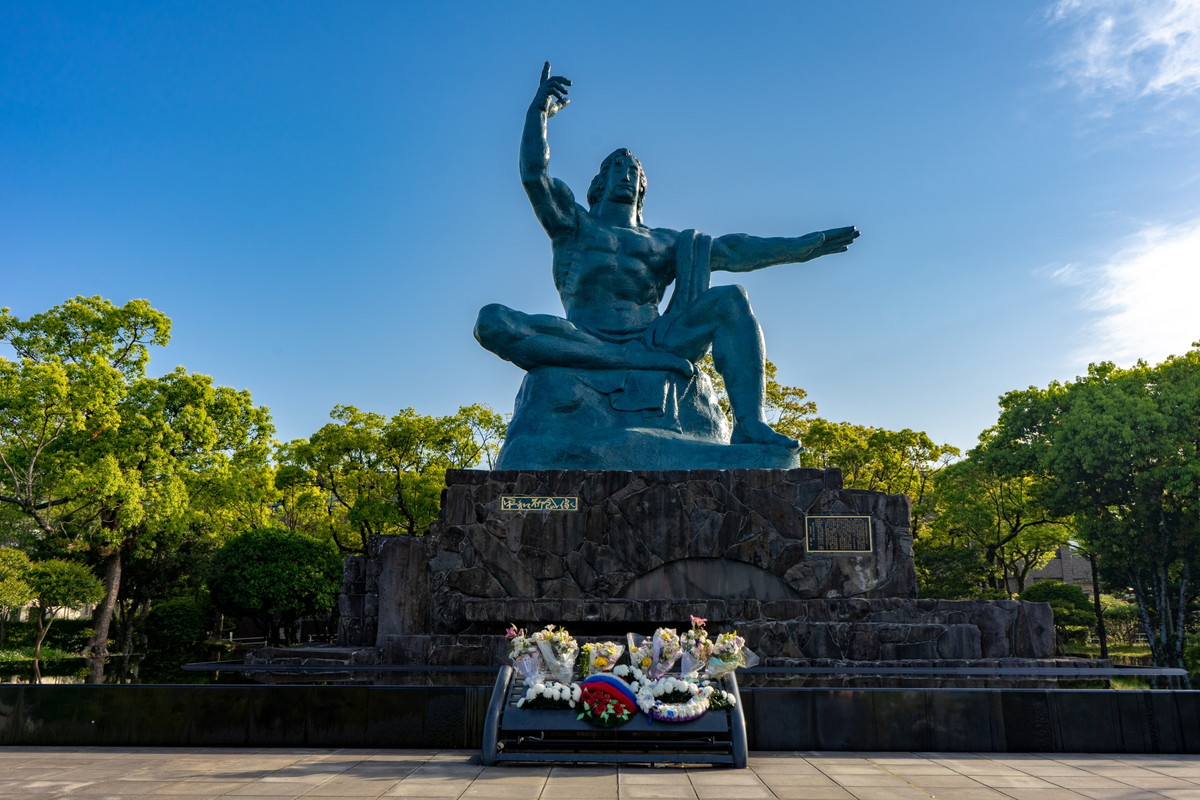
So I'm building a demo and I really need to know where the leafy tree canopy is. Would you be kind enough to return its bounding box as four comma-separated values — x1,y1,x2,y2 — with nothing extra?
277,403,506,552
978,347,1200,670
0,296,274,682
209,528,342,645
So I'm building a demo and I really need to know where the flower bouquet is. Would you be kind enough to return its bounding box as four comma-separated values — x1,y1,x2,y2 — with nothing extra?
707,630,758,677
577,640,625,679
627,628,681,680
505,624,546,687
679,615,713,678
532,624,579,685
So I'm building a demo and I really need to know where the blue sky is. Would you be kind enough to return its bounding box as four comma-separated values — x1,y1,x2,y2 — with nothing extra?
5,1,1200,453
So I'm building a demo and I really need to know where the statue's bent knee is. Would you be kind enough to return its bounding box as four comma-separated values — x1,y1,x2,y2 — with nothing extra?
711,284,751,309
474,303,515,348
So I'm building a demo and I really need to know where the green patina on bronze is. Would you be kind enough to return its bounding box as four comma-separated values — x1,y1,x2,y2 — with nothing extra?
475,63,859,470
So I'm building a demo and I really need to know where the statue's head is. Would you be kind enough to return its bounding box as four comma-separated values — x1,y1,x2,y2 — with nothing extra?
587,148,646,223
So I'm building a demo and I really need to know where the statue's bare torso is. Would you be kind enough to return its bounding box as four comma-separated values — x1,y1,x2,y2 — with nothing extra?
553,217,676,341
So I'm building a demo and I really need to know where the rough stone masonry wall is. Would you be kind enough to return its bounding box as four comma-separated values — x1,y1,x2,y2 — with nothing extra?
426,467,915,634
341,468,1057,666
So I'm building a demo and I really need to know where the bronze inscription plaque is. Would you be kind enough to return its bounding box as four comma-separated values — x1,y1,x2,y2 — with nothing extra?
500,496,579,512
805,516,873,552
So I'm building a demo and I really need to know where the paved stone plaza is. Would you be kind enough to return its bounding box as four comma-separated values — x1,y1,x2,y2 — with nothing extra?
0,748,1198,799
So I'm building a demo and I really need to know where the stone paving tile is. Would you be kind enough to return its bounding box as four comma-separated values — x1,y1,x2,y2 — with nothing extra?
460,783,548,798
766,788,856,800
223,781,323,797
616,785,698,799
686,771,766,785
381,778,474,797
299,783,399,798
619,771,693,784
1070,790,1170,800
1,748,1198,800
996,789,1094,800
843,787,934,800
744,762,820,777
73,779,178,794
1127,778,1200,789
1048,775,1155,789
890,773,987,788
969,774,1061,789
829,772,917,787
918,790,1016,800
154,780,258,794
880,764,961,775
691,786,774,800
754,773,842,786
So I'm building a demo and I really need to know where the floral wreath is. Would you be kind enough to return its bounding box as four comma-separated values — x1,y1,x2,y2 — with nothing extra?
505,621,743,727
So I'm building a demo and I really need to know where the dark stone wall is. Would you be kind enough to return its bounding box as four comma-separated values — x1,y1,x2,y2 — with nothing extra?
1,685,1197,753
426,468,916,636
350,468,1060,664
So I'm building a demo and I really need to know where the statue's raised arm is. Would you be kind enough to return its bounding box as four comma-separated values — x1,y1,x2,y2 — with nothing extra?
520,62,576,239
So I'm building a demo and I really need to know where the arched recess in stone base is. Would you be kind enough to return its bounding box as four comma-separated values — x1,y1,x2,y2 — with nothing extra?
619,557,803,601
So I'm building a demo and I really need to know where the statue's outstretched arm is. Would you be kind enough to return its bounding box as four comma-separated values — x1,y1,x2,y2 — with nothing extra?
711,226,860,273
520,61,576,238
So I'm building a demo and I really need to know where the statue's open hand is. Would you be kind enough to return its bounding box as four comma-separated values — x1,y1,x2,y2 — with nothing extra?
808,226,860,259
536,61,571,117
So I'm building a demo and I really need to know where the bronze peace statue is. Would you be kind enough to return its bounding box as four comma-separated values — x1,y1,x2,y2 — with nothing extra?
476,63,859,470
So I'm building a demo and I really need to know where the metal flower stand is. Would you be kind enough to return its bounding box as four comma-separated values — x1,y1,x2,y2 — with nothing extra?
481,666,748,768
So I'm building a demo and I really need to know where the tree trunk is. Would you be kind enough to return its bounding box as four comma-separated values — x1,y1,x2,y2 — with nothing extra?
1130,571,1163,666
1087,550,1108,660
32,605,53,659
87,551,123,684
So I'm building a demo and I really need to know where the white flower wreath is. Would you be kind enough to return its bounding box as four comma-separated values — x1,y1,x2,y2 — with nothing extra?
515,681,581,708
614,664,736,722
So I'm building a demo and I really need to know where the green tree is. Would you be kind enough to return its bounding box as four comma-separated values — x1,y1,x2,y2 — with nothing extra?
278,403,506,553
139,597,210,682
699,355,957,535
27,558,105,660
1099,595,1143,646
0,297,274,682
209,528,342,646
0,546,34,645
913,540,995,600
981,349,1200,671
928,455,1070,595
799,420,957,533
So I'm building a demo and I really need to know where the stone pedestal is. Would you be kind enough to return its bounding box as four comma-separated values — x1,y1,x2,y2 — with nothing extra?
337,468,1064,680
426,468,915,635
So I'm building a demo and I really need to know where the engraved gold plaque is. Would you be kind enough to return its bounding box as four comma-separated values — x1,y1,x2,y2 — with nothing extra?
500,496,579,512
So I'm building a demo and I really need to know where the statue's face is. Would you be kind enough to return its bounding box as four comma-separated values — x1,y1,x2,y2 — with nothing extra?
604,154,643,205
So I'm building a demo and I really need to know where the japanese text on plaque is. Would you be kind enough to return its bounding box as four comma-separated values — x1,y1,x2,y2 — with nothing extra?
805,516,873,552
500,496,579,512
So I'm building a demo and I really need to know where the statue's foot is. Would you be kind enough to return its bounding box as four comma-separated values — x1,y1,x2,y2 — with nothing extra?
732,419,801,450
623,347,694,376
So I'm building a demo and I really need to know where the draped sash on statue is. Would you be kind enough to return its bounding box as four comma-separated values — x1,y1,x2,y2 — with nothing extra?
608,229,713,415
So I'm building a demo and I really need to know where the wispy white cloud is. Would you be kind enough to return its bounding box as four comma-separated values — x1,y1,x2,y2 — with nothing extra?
1048,0,1200,102
1063,217,1200,367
